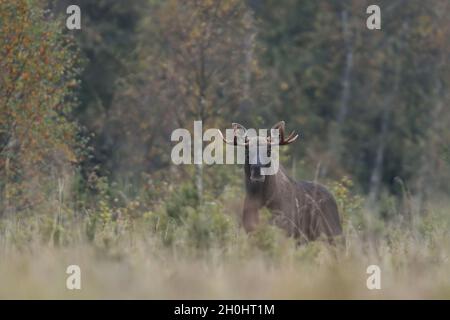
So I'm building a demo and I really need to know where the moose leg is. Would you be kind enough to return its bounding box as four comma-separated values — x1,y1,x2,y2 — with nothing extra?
242,197,261,233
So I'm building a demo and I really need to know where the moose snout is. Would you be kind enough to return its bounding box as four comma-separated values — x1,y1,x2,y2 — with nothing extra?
250,165,265,183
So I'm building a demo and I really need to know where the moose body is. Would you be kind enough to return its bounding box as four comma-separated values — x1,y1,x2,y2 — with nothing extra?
244,165,342,242
219,121,343,243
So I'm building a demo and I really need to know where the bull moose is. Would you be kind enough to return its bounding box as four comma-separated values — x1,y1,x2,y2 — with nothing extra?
218,121,343,243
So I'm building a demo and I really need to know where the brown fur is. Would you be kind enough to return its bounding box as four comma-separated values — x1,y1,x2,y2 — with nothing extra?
243,164,343,243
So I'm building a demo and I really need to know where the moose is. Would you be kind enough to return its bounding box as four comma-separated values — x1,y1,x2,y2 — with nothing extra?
218,121,343,243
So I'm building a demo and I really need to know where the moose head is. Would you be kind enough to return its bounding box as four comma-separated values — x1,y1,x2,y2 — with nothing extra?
218,121,299,183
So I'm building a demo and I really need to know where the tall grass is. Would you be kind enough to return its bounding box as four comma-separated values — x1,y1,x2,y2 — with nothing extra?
0,176,449,299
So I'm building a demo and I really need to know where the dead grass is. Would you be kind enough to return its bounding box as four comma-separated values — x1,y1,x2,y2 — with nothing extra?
0,206,449,299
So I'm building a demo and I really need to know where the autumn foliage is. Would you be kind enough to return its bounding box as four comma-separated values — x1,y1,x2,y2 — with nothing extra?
0,0,80,214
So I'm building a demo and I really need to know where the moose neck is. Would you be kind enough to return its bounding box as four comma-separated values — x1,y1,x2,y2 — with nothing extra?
244,164,282,202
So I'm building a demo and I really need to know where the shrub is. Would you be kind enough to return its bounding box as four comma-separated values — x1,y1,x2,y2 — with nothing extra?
0,0,81,215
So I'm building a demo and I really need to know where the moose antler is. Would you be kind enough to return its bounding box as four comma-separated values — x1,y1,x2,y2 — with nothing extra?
217,123,249,146
218,121,298,146
268,121,299,145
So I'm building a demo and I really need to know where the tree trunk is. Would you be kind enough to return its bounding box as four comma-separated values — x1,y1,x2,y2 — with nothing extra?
337,9,353,126
239,10,256,121
417,76,446,214
194,120,204,203
195,163,203,204
326,8,353,176
368,62,401,204
368,100,389,204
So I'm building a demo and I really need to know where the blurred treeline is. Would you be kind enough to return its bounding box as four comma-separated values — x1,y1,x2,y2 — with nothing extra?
1,0,450,217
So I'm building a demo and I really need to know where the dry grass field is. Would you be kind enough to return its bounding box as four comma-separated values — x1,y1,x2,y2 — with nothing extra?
1,182,448,299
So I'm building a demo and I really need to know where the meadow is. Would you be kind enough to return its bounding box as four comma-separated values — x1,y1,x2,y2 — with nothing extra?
0,176,448,299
